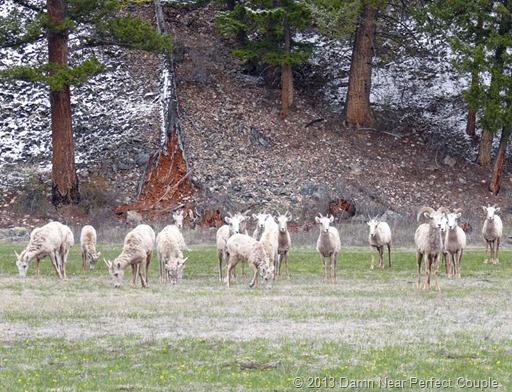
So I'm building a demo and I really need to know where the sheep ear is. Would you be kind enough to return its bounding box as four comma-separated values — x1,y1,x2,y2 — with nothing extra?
495,207,500,212
456,212,462,219
315,217,321,223
423,212,431,219
103,258,112,268
329,215,334,223
14,250,20,258
252,214,257,220
181,257,188,265
224,217,232,224
482,206,487,212
97,252,101,258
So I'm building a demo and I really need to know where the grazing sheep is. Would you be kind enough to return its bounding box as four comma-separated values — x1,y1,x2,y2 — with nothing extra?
156,225,188,284
259,214,279,277
276,212,292,279
104,224,155,288
216,213,245,281
226,233,275,288
482,205,503,265
80,225,100,271
444,209,466,278
414,207,448,290
367,217,392,270
314,214,341,283
252,213,267,241
15,221,73,279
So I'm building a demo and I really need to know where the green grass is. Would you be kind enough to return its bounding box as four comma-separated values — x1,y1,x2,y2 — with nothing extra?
1,243,511,390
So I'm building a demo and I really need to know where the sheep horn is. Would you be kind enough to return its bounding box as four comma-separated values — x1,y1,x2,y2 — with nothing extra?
417,207,435,222
438,207,450,214
453,208,462,214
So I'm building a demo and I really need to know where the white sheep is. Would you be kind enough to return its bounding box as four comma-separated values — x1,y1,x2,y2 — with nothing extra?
276,212,292,279
314,214,341,283
259,214,279,276
444,209,466,278
15,221,73,279
172,210,185,229
414,206,448,290
80,225,100,271
252,213,267,241
482,205,503,265
104,224,155,288
216,213,244,281
367,217,392,270
156,225,187,284
225,233,275,288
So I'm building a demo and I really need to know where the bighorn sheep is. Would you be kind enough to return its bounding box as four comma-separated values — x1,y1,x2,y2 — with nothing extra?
104,224,155,288
443,209,466,278
15,221,73,279
259,214,279,277
482,205,502,265
172,210,185,229
276,212,292,279
156,225,187,285
216,212,249,281
367,217,392,270
415,206,448,290
226,233,275,288
80,225,101,270
315,214,341,283
252,213,267,241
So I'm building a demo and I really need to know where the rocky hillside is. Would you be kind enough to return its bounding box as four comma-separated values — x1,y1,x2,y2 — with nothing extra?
0,1,511,231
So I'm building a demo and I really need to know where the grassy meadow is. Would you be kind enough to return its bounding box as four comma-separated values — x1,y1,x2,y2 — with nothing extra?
0,238,511,391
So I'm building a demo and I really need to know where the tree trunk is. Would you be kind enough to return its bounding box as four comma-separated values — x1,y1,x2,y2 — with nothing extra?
477,129,493,165
280,16,293,119
48,0,79,205
489,129,509,195
465,109,476,138
343,3,378,129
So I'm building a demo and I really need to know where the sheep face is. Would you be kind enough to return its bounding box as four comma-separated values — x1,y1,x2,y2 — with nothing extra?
253,213,267,231
88,252,101,269
483,206,500,222
225,215,241,235
15,251,29,277
446,212,461,230
259,262,275,288
276,213,292,234
165,257,187,285
423,210,446,232
367,219,380,237
173,211,185,229
105,259,124,288
315,214,334,233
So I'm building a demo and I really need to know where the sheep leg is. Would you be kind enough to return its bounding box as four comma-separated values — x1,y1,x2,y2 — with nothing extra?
387,243,391,268
276,254,282,280
416,251,423,289
370,246,375,270
432,255,440,291
218,250,224,282
241,260,246,280
82,250,87,271
484,240,489,264
378,245,384,269
144,251,151,287
50,251,63,279
36,258,40,278
61,248,69,278
284,251,290,279
447,252,454,278
321,255,326,283
424,256,431,290
139,262,148,288
494,238,500,264
249,261,259,288
457,249,463,278
226,255,238,288
131,264,137,287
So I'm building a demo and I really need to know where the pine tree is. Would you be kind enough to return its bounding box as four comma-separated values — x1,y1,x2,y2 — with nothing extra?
216,0,312,118
0,0,172,205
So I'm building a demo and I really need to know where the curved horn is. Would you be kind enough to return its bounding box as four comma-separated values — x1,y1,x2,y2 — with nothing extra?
437,206,450,214
417,207,435,222
453,208,462,214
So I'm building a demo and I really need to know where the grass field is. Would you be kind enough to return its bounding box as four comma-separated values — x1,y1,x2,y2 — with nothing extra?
1,241,511,391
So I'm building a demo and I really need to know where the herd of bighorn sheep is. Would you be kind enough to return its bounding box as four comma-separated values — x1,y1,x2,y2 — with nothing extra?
13,205,504,290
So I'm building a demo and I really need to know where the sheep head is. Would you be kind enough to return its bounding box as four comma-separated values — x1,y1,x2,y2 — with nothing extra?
165,257,187,285
252,213,267,230
88,251,101,269
417,207,447,231
315,213,334,233
104,258,124,288
276,212,292,233
15,250,29,277
483,205,500,221
224,214,242,235
172,210,185,229
367,217,381,237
